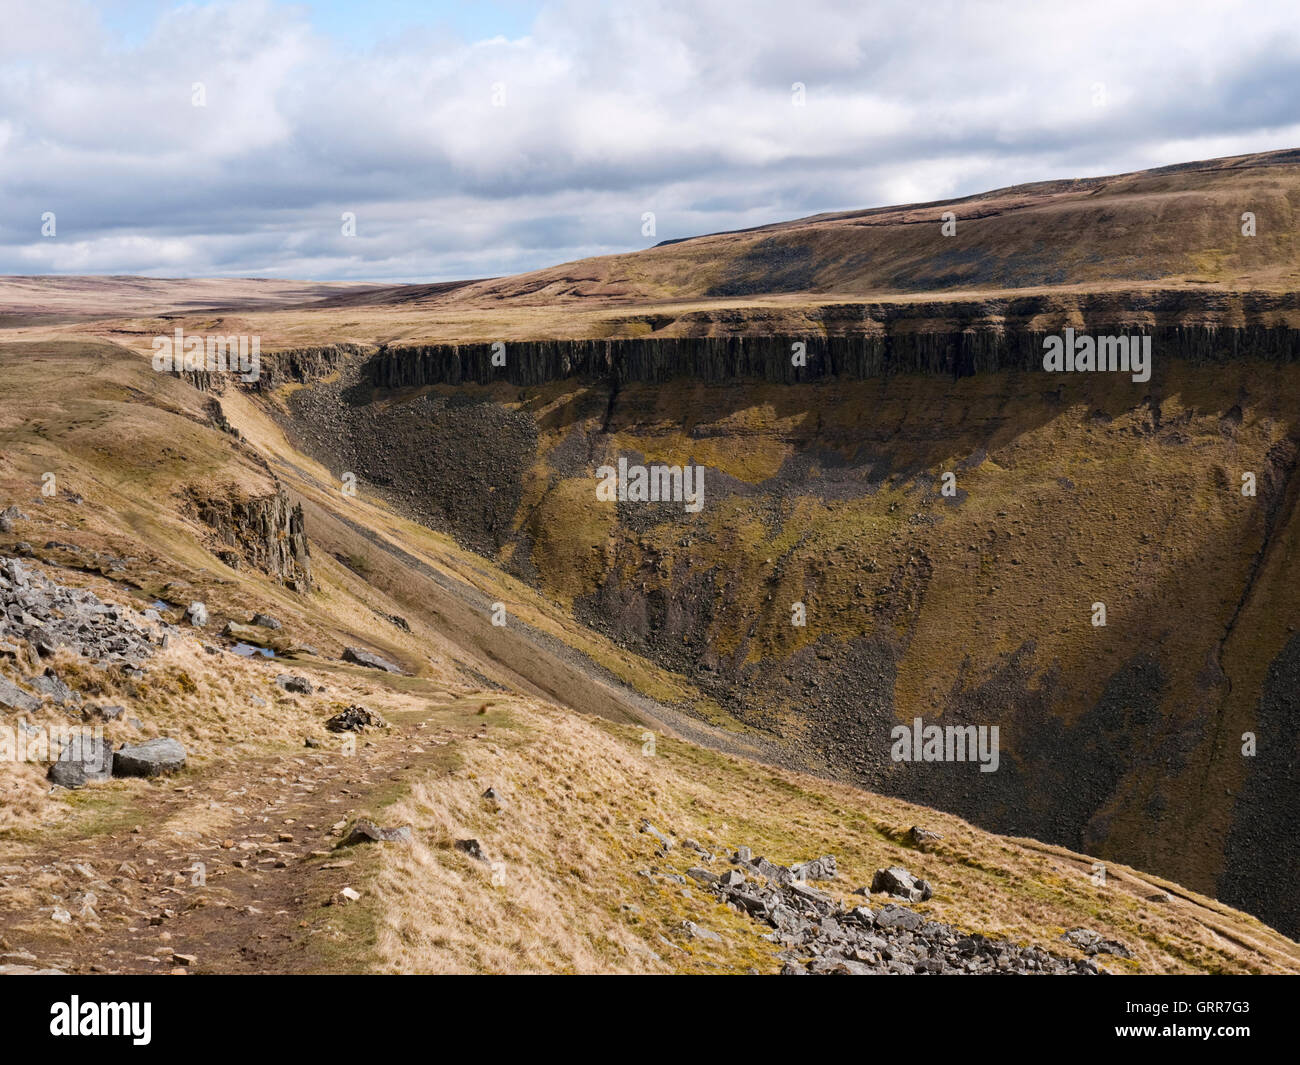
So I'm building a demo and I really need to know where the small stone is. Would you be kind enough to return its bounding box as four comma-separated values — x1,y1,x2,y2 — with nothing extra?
455,838,488,863
338,820,412,847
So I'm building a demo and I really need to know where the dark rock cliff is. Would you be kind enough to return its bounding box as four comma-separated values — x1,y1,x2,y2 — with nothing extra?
182,483,312,592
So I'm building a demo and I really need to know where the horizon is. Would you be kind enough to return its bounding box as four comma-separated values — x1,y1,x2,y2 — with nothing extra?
7,142,1296,288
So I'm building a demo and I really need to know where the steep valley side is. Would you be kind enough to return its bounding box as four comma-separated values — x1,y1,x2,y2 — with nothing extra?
270,332,1300,939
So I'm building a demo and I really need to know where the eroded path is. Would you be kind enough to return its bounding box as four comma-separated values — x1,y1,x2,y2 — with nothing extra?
0,699,487,975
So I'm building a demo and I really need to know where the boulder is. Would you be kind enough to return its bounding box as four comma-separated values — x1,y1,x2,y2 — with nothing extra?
341,646,403,674
89,702,125,723
681,921,721,942
275,674,313,694
48,736,114,789
753,856,795,885
908,825,944,846
27,668,78,707
223,622,274,646
0,675,40,713
251,613,282,630
874,904,924,931
870,865,933,902
112,737,187,777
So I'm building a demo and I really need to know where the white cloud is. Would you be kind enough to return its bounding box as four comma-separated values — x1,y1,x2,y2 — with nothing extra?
0,0,1297,280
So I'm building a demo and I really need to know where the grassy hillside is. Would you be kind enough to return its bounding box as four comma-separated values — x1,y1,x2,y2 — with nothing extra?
1,338,1296,973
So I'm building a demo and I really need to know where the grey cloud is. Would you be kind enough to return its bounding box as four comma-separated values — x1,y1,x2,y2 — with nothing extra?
2,0,1298,280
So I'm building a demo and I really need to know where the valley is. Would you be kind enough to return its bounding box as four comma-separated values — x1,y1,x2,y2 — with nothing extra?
2,148,1299,973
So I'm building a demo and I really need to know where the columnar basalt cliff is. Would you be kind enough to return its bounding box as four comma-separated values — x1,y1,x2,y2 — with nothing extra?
368,323,1300,389
183,483,312,592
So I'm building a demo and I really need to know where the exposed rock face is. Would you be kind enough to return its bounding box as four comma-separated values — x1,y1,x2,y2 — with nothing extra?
366,313,1300,390
284,377,537,557
183,484,311,592
254,344,369,389
273,318,1300,939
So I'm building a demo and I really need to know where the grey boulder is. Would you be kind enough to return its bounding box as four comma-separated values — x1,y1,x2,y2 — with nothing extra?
338,819,413,847
112,737,187,777
870,865,933,902
792,855,838,882
341,646,403,674
48,736,114,789
0,675,40,713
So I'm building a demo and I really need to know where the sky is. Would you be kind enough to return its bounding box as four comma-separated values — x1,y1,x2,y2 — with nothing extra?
1,0,1298,282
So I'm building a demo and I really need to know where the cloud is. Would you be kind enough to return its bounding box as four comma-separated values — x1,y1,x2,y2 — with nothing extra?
1,0,1298,280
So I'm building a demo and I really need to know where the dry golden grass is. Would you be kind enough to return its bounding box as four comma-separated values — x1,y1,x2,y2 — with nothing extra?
365,699,1300,975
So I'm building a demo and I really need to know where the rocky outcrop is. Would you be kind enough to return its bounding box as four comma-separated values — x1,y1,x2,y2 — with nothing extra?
0,557,157,665
325,704,388,732
255,344,370,389
687,845,1099,975
183,484,311,592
